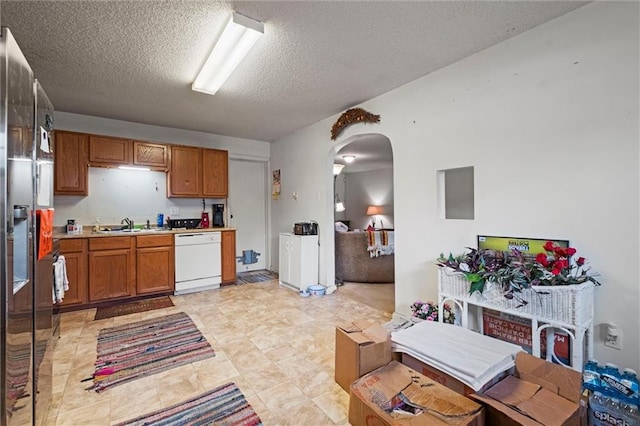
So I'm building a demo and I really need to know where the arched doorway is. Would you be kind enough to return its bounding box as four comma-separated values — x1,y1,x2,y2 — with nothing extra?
325,133,395,314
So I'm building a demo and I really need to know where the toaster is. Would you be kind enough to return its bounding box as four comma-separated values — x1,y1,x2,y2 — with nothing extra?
294,222,318,235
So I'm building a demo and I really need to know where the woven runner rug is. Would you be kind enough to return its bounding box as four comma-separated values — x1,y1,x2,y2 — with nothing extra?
235,269,278,284
6,340,48,415
87,312,215,393
94,296,174,320
115,382,262,426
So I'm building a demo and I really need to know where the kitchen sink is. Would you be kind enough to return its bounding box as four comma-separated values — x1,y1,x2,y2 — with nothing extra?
95,228,171,235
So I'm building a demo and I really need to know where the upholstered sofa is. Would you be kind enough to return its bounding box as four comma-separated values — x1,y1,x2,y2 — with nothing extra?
335,231,394,283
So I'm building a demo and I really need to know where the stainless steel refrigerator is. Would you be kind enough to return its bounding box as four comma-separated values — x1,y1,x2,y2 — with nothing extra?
1,27,55,425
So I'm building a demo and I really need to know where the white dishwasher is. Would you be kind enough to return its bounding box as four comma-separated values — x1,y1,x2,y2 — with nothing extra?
174,232,221,295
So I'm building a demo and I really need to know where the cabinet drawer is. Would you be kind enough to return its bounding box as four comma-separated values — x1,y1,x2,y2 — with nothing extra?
136,234,173,248
60,238,87,253
89,236,132,251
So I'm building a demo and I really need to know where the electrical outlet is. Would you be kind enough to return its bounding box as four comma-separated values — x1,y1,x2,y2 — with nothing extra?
169,207,179,215
604,326,622,350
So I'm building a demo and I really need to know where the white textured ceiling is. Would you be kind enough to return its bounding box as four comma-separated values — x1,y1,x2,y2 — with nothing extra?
1,1,586,142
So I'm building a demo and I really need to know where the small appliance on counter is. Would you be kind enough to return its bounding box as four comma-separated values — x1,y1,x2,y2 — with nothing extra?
168,218,201,229
294,222,318,235
66,219,83,234
200,212,210,228
200,199,210,228
212,204,224,227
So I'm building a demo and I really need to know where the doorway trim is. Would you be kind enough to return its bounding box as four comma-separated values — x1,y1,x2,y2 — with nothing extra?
324,133,394,298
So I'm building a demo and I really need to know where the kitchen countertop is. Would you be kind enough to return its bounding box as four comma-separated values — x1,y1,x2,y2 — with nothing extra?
55,226,236,239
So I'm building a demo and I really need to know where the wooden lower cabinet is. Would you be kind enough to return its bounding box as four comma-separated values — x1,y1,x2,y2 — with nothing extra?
88,237,136,302
136,234,174,294
221,230,236,284
59,239,88,307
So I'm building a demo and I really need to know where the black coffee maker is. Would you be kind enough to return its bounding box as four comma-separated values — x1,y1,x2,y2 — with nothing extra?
212,204,225,227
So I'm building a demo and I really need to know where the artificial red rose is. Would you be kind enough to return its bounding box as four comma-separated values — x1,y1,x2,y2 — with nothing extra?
567,247,577,256
577,257,586,266
554,258,569,269
552,268,562,275
554,247,567,257
536,253,549,266
543,241,555,251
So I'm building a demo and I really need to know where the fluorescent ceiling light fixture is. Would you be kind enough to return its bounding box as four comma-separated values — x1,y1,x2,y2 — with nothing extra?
333,164,345,176
118,166,151,171
192,12,264,95
342,155,356,163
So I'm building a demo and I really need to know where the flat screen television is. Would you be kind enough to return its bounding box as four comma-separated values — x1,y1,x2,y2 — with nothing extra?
477,235,569,258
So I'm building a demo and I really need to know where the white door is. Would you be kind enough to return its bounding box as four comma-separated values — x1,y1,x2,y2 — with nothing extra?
228,159,267,272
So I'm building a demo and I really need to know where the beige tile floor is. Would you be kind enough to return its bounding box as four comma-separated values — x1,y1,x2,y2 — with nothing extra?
47,280,392,425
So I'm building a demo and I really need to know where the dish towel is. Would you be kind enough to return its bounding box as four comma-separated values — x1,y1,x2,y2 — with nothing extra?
53,255,69,303
367,230,394,257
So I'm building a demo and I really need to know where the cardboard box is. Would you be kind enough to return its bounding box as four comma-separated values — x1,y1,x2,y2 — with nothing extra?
400,352,511,397
335,319,392,392
349,360,484,425
470,352,586,426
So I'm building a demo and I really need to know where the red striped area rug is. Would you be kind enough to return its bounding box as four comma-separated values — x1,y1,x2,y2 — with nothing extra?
86,312,215,393
115,382,263,426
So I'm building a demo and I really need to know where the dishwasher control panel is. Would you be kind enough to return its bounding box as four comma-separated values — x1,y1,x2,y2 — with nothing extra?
174,232,221,245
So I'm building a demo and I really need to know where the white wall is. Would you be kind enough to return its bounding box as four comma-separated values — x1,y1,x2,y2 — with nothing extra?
344,168,394,230
53,113,270,226
270,2,640,369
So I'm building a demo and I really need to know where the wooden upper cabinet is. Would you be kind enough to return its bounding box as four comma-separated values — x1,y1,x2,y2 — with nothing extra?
168,145,201,197
133,141,169,169
202,148,228,198
89,135,131,166
54,131,89,195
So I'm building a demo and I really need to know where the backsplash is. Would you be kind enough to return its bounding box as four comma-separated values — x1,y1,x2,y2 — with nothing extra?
53,167,225,227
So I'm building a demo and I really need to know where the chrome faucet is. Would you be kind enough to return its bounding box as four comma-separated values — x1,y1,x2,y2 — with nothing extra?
121,217,133,230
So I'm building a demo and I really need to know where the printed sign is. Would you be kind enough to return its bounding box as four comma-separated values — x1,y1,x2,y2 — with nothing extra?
477,235,569,258
482,309,571,365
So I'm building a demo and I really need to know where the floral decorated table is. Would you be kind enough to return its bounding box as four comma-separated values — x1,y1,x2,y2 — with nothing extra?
435,242,599,372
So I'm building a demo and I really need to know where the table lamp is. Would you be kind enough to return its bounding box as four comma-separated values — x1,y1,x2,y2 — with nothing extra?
366,205,383,228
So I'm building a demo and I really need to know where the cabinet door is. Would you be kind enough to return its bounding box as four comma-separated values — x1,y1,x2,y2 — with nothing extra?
54,131,88,195
221,230,236,284
299,236,319,288
202,149,228,197
137,246,174,294
58,244,88,307
89,135,131,165
278,234,291,285
168,146,201,197
289,236,303,287
133,141,168,169
88,249,134,301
